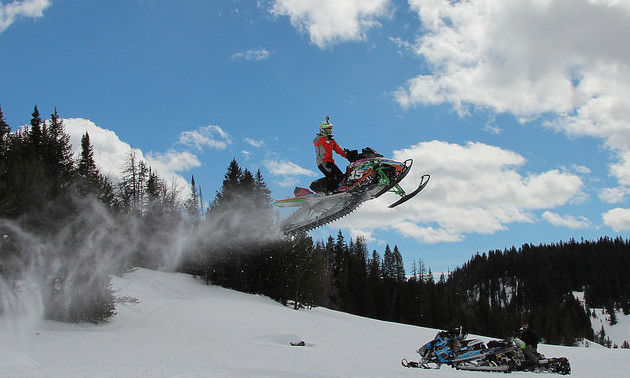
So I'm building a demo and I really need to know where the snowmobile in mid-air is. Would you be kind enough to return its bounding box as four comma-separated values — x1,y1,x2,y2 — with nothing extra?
273,147,430,235
402,328,571,375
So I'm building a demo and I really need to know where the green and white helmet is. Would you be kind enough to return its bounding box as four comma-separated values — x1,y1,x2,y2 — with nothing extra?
319,116,333,136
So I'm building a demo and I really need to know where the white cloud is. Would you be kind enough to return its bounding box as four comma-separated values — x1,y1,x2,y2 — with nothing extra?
334,140,584,243
602,207,630,232
271,0,391,48
263,159,316,177
572,165,591,175
0,0,51,33
542,211,590,229
146,150,201,176
241,150,252,160
244,137,264,148
178,125,231,151
389,36,413,56
608,150,630,186
599,187,628,203
275,176,301,188
63,118,196,194
64,118,139,179
348,229,376,244
231,48,272,61
396,0,630,190
482,123,502,135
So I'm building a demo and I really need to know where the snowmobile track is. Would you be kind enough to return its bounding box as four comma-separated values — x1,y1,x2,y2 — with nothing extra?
282,192,367,235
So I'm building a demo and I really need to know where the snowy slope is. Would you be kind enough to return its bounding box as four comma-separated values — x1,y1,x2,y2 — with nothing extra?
573,291,630,348
1,269,628,377
589,308,630,348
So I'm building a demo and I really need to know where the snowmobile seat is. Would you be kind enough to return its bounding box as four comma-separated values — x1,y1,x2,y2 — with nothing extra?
294,187,313,197
487,340,511,349
461,339,486,350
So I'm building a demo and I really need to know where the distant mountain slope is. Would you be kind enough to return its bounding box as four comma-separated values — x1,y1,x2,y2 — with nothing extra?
447,237,630,344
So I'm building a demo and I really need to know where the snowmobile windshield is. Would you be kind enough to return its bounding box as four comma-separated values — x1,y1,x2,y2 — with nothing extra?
357,147,383,160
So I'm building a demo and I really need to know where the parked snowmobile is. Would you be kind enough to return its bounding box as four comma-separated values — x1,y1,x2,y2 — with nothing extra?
402,330,571,375
274,147,430,235
401,328,488,369
465,338,572,375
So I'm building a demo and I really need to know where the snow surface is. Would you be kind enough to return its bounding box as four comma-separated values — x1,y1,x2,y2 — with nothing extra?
1,269,629,377
590,307,630,348
572,291,630,348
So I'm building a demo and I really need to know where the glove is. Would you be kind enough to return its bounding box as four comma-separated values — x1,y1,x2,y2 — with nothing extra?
344,149,358,162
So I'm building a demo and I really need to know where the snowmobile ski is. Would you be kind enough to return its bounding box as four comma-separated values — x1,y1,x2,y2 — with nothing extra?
401,359,418,368
389,173,430,208
454,362,511,373
401,359,436,369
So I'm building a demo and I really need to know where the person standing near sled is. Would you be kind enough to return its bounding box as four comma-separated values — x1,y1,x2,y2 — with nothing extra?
518,322,540,365
312,116,348,193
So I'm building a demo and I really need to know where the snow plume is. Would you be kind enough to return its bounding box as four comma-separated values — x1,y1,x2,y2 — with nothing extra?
174,205,284,270
0,193,285,332
0,198,122,333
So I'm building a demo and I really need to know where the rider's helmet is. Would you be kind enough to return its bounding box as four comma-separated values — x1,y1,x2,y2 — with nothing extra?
319,116,333,136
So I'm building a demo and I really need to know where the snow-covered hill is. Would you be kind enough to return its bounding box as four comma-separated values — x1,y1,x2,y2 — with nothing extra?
1,269,628,377
589,307,630,348
573,291,630,348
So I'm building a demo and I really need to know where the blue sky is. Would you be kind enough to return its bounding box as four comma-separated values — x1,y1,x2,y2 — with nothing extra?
2,0,630,274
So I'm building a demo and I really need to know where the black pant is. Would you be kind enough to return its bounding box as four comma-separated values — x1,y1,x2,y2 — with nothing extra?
317,162,344,192
523,346,539,364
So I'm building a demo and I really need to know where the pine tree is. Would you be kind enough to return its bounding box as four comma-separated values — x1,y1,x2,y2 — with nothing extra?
252,169,274,224
393,245,406,283
0,106,10,155
288,234,326,309
331,231,351,310
28,105,43,158
0,107,14,215
44,108,74,192
7,106,50,219
184,175,201,224
240,169,255,200
418,258,428,283
367,250,384,318
348,236,370,315
382,245,395,282
253,170,272,206
76,132,99,197
606,300,618,326
75,132,115,207
119,149,148,215
209,158,242,214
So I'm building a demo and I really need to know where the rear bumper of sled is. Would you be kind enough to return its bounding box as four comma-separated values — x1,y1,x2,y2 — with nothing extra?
273,197,307,208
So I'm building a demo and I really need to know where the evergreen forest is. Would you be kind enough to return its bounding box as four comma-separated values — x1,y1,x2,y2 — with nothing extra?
1,106,629,347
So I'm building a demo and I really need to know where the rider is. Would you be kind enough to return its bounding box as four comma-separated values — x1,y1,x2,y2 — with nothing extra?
518,321,540,366
312,116,348,193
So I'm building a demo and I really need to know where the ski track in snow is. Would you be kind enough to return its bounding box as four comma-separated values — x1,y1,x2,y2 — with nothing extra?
1,268,628,377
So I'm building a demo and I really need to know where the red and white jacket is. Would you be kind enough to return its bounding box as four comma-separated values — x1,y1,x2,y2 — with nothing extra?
313,134,346,166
